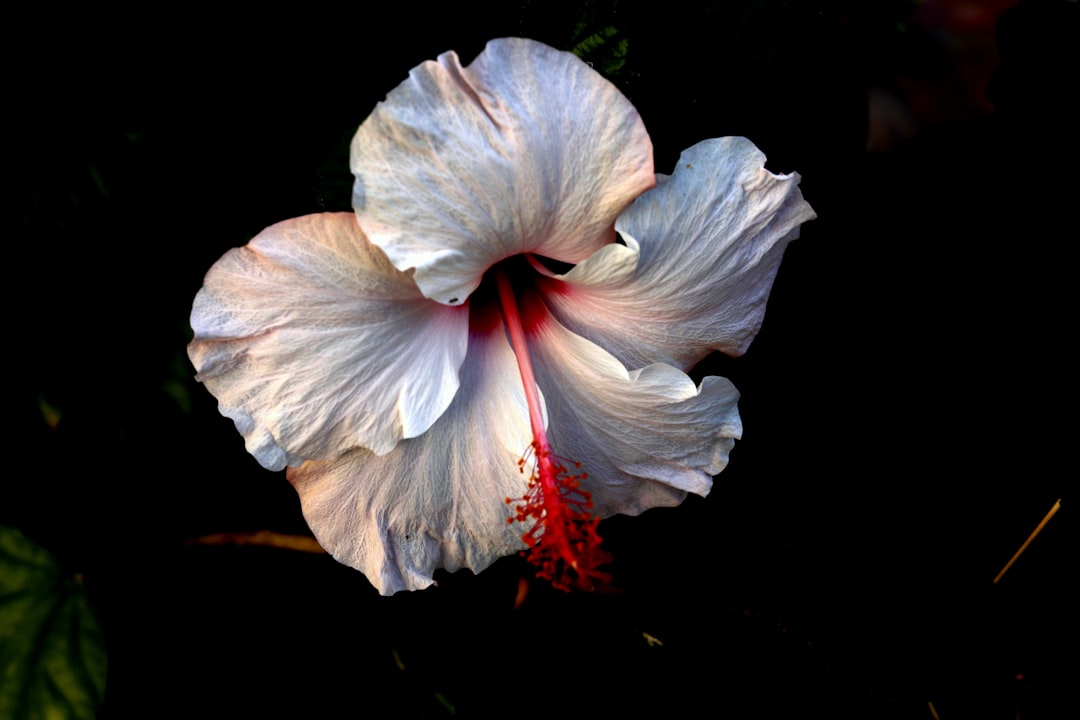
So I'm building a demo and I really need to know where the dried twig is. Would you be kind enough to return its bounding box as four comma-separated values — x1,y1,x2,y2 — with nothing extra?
994,499,1061,584
185,530,325,554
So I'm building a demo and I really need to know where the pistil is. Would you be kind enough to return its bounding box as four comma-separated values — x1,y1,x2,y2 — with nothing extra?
496,268,612,592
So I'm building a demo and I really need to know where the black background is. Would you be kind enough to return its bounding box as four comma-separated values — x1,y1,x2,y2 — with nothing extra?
10,1,1076,717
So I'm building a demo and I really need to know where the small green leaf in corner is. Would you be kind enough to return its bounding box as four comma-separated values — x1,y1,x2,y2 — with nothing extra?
0,525,107,720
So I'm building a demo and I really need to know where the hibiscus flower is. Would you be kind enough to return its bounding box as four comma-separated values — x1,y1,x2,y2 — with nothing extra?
188,38,815,595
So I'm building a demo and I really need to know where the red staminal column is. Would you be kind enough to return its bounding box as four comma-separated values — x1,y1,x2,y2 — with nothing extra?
496,269,612,592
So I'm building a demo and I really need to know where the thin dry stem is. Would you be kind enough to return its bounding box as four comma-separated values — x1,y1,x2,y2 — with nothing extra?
993,498,1062,584
185,530,325,554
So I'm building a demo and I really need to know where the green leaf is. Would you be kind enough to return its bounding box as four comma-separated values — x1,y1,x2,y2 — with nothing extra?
0,526,107,720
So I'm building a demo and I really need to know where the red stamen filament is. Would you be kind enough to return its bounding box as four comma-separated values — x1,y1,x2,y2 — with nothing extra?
495,269,612,592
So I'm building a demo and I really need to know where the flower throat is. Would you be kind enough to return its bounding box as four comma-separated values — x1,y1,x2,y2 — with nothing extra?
493,267,613,592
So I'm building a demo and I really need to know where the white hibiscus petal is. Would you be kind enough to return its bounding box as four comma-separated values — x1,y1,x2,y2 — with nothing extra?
351,37,654,306
189,213,468,470
527,304,743,517
287,311,534,595
540,136,816,371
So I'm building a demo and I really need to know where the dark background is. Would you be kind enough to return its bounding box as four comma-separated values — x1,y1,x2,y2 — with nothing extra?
10,1,1076,717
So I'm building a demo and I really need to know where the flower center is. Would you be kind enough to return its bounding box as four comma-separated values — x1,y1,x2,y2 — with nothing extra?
493,265,613,592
